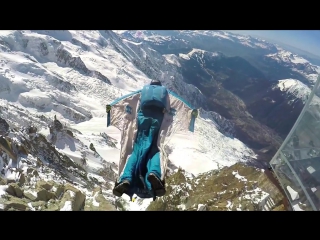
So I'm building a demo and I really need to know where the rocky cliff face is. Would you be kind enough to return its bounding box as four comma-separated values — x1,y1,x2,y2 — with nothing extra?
0,178,117,211
147,163,287,211
0,116,119,211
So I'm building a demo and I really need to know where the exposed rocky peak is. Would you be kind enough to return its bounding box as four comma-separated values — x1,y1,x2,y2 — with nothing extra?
186,48,224,60
0,31,112,86
71,37,89,51
0,113,120,211
0,118,9,136
45,74,76,93
147,163,287,211
273,79,311,104
0,176,117,211
55,45,111,84
0,102,52,133
266,50,319,76
53,116,63,130
48,116,78,146
56,46,89,73
27,125,37,134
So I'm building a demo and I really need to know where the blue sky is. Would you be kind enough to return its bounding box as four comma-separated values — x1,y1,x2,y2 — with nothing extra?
228,30,320,57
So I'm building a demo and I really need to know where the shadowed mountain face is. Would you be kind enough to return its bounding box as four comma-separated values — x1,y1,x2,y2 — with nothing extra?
177,50,306,164
181,51,306,136
246,87,305,137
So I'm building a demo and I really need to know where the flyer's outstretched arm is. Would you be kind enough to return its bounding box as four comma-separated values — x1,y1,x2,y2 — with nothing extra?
106,90,142,131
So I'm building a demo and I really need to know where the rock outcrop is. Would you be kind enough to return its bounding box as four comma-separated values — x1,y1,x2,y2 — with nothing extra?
0,178,114,211
147,163,287,211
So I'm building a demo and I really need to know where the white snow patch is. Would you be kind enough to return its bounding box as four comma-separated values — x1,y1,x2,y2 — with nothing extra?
178,53,190,60
24,189,37,198
4,168,18,182
51,186,57,193
121,194,153,211
163,54,181,67
267,50,309,64
122,39,143,46
39,127,50,137
28,202,36,211
197,203,207,211
168,116,255,177
226,200,233,210
211,32,234,41
188,48,206,56
242,187,270,208
232,170,248,182
177,204,186,210
60,201,73,211
18,89,52,110
0,185,8,196
236,204,242,211
92,192,100,207
185,182,192,190
113,30,128,34
67,190,75,198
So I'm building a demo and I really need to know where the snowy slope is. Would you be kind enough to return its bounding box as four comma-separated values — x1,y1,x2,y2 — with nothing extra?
0,30,257,210
267,49,320,84
276,79,311,104
273,78,320,105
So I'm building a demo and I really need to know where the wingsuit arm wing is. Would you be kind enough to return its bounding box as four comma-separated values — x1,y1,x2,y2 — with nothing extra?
106,90,142,131
156,91,198,181
167,91,198,133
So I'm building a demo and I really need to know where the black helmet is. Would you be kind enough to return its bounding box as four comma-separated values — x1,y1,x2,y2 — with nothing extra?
150,79,162,86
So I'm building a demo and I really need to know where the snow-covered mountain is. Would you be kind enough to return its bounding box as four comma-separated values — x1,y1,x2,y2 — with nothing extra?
0,30,284,211
266,49,320,84
275,79,311,104
119,30,320,85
